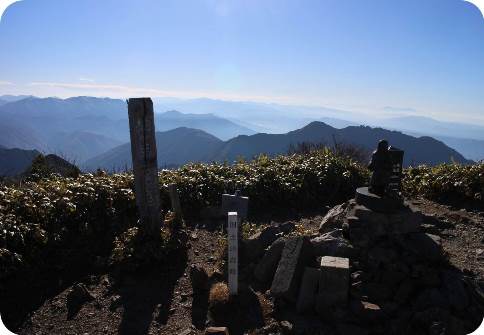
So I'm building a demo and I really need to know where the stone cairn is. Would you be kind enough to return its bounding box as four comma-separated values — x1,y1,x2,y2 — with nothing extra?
241,142,483,334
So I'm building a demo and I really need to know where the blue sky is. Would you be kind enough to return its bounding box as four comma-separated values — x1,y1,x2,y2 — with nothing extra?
0,0,483,123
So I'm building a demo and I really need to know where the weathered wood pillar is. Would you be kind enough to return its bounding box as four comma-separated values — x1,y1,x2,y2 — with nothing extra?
128,98,161,235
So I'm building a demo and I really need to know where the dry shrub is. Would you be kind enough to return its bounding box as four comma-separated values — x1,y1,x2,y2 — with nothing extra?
208,282,232,325
209,282,230,306
109,226,174,272
256,292,273,319
213,236,228,275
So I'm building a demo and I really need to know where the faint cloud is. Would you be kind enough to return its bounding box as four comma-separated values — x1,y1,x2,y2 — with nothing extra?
79,77,95,83
0,0,22,22
28,81,294,103
0,80,14,85
30,81,197,97
383,106,417,114
464,0,484,19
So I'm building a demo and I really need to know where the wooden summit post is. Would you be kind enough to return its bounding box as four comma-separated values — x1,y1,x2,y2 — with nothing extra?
128,98,161,235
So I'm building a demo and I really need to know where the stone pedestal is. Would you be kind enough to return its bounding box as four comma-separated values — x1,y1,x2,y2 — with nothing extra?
317,256,349,311
346,187,422,246
355,187,402,213
296,267,320,313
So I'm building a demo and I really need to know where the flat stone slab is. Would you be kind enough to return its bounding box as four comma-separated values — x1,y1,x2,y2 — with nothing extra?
254,237,286,284
350,300,384,322
351,205,388,238
205,327,229,335
355,187,402,213
317,256,349,310
270,236,312,302
310,232,356,259
244,226,280,261
296,267,320,314
319,201,354,234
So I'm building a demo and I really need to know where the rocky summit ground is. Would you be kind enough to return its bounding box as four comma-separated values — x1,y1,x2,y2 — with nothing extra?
11,197,484,335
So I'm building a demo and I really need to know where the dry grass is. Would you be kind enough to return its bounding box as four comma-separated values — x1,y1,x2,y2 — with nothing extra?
209,282,230,306
213,236,227,275
256,292,273,319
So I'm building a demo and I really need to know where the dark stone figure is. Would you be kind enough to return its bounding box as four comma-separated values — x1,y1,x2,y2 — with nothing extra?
368,140,392,196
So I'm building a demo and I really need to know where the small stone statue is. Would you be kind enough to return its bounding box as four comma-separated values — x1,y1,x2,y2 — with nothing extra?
368,140,393,196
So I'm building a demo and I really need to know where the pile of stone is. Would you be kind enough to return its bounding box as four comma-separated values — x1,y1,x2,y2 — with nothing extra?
248,187,483,334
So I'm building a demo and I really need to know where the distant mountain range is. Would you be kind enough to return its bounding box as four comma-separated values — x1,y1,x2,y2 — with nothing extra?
212,122,471,166
0,96,129,140
0,96,481,174
378,116,484,141
85,127,223,171
154,97,484,161
155,110,255,140
432,136,484,162
0,96,257,163
46,131,123,163
84,122,471,171
0,122,45,151
0,95,34,103
0,97,129,162
0,147,80,177
0,147,40,176
313,116,484,162
154,97,318,133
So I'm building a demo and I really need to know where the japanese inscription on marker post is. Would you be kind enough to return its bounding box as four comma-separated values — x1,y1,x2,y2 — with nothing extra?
227,212,239,295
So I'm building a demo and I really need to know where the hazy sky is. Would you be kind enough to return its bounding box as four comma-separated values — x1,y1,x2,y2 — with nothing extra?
0,0,483,123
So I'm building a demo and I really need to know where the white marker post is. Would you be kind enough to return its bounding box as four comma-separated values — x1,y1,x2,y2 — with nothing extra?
227,212,239,295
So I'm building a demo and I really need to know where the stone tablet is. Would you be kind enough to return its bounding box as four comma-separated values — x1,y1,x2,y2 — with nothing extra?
270,236,312,302
254,237,286,284
317,256,349,310
367,140,404,198
222,192,249,220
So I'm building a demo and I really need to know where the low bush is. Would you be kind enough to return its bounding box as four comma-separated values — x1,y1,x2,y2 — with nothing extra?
0,150,367,281
163,150,369,216
0,173,138,281
403,163,484,205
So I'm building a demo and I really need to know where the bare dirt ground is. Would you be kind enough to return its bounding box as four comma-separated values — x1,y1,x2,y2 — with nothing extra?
11,197,484,335
411,198,484,282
